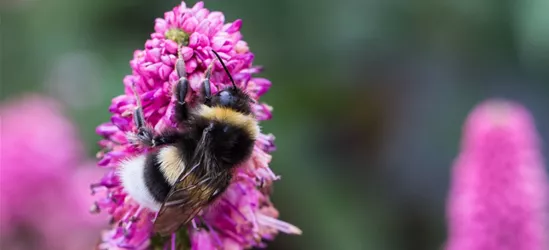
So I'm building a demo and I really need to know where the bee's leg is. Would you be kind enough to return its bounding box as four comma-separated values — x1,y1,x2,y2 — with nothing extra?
152,129,183,146
174,52,191,124
127,124,181,148
128,84,156,147
129,85,181,147
201,60,215,107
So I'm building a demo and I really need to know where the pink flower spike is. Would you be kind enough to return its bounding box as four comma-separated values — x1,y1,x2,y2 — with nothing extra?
0,95,107,250
92,1,300,249
445,99,549,250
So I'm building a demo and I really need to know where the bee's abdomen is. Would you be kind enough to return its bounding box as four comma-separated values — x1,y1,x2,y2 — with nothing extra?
119,146,187,212
118,154,164,211
143,152,173,204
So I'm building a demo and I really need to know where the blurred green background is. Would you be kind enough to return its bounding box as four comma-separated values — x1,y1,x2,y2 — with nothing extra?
2,0,549,249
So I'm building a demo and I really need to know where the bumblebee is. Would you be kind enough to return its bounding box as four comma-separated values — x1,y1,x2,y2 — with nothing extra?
118,50,259,236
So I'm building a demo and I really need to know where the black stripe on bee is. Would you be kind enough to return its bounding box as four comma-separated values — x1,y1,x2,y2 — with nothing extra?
143,152,172,203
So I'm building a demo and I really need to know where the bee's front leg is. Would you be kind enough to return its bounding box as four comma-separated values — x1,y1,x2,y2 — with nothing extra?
128,127,156,147
201,60,215,107
128,85,180,148
174,51,191,124
174,50,215,123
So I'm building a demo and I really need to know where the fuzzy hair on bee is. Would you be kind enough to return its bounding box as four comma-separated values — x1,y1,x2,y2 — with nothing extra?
117,49,260,236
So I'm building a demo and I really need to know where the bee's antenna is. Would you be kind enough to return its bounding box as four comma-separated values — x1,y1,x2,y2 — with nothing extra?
211,49,237,89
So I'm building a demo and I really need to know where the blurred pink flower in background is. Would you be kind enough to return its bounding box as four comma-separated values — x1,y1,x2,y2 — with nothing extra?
445,99,549,250
0,95,107,250
92,1,300,249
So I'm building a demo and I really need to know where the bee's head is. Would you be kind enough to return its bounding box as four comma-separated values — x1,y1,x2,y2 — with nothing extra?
211,87,253,115
209,50,254,115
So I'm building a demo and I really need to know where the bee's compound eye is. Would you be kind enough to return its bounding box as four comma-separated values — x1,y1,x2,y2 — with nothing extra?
219,90,234,106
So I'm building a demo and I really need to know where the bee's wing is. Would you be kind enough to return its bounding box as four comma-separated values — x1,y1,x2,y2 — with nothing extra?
152,178,209,236
153,172,227,236
153,127,219,236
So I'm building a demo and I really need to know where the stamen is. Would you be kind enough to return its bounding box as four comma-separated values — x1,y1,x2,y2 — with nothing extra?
217,228,245,244
171,233,176,250
90,202,101,214
121,206,138,222
237,183,247,195
256,214,302,235
222,213,238,227
221,198,248,221
247,206,259,228
90,183,102,194
202,219,223,247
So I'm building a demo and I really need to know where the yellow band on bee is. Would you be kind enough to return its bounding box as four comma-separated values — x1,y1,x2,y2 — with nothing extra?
197,105,259,139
